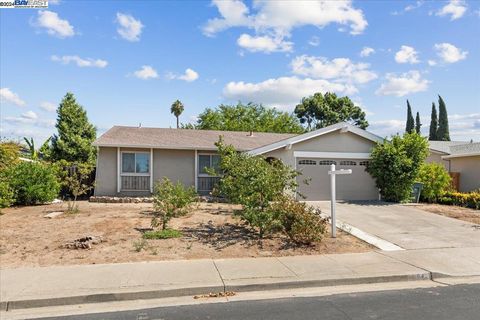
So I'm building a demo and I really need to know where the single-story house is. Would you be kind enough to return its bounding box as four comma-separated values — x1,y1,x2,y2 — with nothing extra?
93,122,479,200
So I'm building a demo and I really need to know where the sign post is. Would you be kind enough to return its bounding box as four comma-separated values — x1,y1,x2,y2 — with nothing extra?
328,164,352,238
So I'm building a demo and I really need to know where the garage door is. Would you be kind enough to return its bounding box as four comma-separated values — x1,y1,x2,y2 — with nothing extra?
296,158,378,201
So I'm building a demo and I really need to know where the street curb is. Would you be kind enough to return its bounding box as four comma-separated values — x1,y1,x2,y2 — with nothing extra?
0,272,431,312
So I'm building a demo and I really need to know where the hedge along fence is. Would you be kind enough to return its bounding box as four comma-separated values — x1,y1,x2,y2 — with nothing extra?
438,191,480,210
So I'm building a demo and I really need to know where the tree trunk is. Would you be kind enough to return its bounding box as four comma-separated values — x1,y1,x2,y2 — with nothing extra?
176,116,179,129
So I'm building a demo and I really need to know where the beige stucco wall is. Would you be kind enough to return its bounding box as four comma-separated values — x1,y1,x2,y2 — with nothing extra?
449,156,480,192
426,151,450,170
94,147,196,196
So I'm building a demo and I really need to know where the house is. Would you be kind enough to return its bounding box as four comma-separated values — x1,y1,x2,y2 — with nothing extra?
438,142,480,192
93,122,479,200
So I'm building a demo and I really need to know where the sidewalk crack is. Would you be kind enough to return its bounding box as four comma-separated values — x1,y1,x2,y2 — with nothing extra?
275,257,299,277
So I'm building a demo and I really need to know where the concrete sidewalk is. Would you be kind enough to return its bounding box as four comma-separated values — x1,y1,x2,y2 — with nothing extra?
1,251,431,311
3,247,480,311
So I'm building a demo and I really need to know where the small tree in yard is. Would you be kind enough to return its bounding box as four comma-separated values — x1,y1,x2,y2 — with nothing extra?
59,162,94,213
152,178,196,230
416,163,452,203
367,133,429,202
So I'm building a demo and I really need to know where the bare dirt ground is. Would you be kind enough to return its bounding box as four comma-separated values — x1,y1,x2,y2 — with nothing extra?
0,201,372,269
418,203,480,224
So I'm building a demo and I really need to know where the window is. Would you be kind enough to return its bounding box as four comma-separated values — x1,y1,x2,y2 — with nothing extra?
340,160,357,166
359,161,369,166
198,154,221,175
318,160,337,166
298,159,316,165
122,152,150,174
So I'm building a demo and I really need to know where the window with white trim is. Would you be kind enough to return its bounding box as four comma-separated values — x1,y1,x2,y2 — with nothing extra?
122,152,150,174
198,154,221,175
339,160,357,166
359,161,369,166
318,160,337,166
298,159,316,165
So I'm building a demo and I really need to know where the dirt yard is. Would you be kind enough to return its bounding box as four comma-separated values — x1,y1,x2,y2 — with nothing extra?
0,201,372,269
418,203,480,224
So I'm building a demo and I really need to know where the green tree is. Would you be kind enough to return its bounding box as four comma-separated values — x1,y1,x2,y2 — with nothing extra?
170,100,184,129
405,100,415,133
23,137,37,160
57,161,95,213
294,92,368,131
366,133,429,202
416,163,452,203
39,137,52,160
0,141,20,171
51,93,97,164
415,112,421,134
191,102,304,134
429,102,438,141
437,95,450,141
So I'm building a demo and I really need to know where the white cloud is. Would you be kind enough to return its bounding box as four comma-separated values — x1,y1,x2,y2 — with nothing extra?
360,46,375,57
237,34,292,53
290,55,377,84
116,12,144,42
51,55,108,68
428,60,437,66
133,65,158,80
22,111,38,120
203,0,367,53
4,113,54,127
369,119,405,137
375,70,430,97
308,36,320,47
434,43,468,63
223,76,357,109
167,68,200,82
436,0,467,20
34,10,75,38
394,45,420,64
404,1,424,12
0,88,26,107
40,101,57,112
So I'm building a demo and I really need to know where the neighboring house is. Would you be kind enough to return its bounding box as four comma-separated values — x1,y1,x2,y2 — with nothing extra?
93,122,479,200
426,141,470,170
441,142,480,192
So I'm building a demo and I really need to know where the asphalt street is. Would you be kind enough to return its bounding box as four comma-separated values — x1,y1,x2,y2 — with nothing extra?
33,283,480,320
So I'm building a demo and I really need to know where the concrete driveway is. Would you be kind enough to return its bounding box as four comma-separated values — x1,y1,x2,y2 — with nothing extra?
312,201,480,250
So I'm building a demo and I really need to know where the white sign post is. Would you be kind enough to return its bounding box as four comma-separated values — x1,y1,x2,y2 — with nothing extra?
328,164,352,238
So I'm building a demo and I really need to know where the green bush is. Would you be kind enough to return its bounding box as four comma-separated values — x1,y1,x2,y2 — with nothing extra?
142,229,183,239
270,196,327,244
416,163,452,202
438,191,480,210
6,161,60,205
0,180,14,210
152,177,196,230
212,138,298,238
0,141,20,171
367,133,429,202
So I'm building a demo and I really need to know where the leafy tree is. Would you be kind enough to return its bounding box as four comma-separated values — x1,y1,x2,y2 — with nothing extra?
294,92,368,130
0,180,14,211
51,93,97,164
429,103,438,141
0,141,20,171
415,112,421,134
192,102,304,134
405,100,415,133
23,137,37,160
366,133,429,202
58,161,95,213
212,138,298,238
416,163,452,203
170,100,184,129
437,95,450,141
152,177,196,230
6,162,60,205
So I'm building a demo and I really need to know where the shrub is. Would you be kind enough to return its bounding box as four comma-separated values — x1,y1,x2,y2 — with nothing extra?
212,138,298,238
132,238,148,252
6,161,60,205
57,161,94,213
438,191,480,210
416,163,452,202
0,180,14,211
142,229,183,239
270,196,327,244
0,141,20,171
367,133,429,202
152,178,196,230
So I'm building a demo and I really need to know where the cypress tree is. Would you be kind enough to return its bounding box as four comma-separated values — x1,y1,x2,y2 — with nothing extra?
429,103,438,140
415,112,421,134
51,92,97,164
437,95,450,141
405,100,415,133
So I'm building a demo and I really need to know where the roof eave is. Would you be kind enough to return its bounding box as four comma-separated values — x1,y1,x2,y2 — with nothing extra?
442,152,480,159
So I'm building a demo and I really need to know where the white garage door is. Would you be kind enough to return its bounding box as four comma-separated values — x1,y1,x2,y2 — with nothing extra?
296,158,378,201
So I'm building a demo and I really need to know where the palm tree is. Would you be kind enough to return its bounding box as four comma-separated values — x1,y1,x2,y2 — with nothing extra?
23,137,37,159
170,100,184,129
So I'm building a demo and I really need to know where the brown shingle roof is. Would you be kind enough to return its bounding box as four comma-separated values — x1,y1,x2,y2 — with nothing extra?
93,126,296,151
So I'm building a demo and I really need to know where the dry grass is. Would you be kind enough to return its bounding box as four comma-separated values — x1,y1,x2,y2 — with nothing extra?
418,203,480,224
0,201,372,269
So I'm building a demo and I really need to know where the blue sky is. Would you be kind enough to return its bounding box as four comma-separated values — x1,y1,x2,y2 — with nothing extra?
1,0,479,144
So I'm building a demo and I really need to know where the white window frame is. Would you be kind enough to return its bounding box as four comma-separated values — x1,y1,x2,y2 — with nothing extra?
197,153,221,178
120,151,151,177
